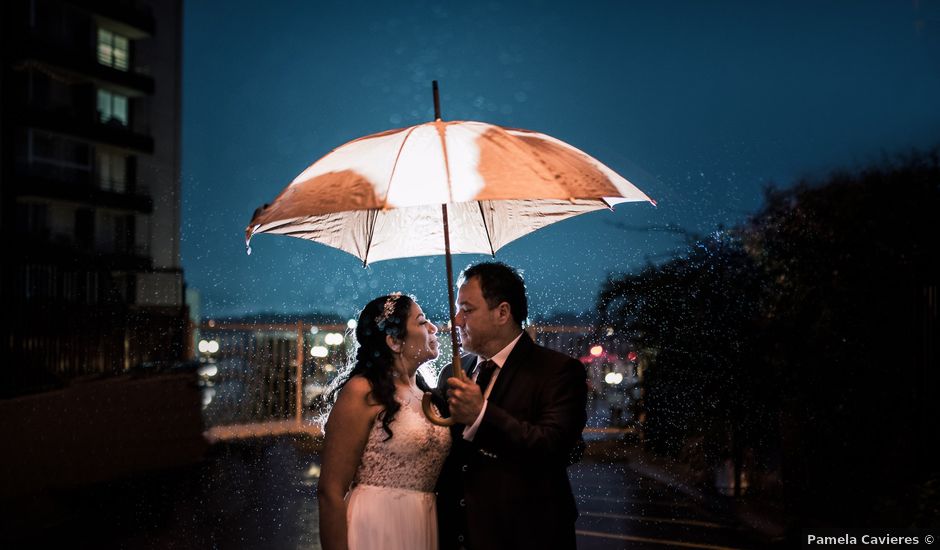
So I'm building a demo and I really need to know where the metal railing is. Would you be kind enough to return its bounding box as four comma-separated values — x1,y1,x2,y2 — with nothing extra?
197,321,347,430
196,320,640,441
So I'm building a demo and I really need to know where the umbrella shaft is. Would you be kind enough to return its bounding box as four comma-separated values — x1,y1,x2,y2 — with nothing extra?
442,204,463,377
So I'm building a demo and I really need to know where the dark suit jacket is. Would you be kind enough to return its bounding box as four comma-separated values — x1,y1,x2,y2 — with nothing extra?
434,332,588,550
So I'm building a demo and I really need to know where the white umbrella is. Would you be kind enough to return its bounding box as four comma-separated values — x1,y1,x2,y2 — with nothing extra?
246,121,653,263
246,82,655,424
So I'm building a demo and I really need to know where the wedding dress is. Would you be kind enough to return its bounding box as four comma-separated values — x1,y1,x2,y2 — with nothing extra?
346,383,451,550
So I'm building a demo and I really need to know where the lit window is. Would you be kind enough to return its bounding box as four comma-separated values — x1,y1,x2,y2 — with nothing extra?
96,149,127,193
97,28,129,71
97,89,128,126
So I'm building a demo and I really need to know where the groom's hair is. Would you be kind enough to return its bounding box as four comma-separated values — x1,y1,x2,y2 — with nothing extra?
459,262,528,328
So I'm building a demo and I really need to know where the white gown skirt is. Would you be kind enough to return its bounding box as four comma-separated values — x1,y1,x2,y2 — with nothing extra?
346,484,438,550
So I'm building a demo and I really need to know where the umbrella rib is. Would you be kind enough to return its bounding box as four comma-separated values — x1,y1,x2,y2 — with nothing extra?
380,125,420,210
362,210,378,267
477,201,496,257
366,125,418,266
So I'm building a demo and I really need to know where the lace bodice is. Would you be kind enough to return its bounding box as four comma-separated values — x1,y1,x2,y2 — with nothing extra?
353,384,451,493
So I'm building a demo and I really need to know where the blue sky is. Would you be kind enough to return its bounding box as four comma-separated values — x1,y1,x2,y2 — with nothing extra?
181,0,940,321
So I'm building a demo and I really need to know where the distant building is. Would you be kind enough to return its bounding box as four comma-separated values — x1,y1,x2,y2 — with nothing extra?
1,0,186,395
530,324,594,358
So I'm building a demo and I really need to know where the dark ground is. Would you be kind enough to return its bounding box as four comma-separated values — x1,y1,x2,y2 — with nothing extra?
3,436,785,549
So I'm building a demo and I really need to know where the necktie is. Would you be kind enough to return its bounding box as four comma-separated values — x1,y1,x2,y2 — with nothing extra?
475,360,498,394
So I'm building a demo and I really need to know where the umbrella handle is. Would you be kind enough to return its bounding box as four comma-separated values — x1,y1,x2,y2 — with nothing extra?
421,352,467,426
422,393,456,427
421,340,470,427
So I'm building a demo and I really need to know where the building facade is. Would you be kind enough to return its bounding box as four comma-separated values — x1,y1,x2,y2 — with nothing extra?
1,0,186,395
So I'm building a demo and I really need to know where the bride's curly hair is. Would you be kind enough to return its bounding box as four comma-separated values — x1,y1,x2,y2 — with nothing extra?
328,294,433,440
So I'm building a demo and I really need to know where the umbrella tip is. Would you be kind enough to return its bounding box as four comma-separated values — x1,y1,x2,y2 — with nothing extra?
245,225,258,256
432,81,442,121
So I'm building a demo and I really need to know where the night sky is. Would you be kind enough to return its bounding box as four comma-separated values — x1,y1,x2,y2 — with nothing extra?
181,0,940,321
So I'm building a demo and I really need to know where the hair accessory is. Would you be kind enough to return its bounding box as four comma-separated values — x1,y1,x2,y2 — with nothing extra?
375,292,403,330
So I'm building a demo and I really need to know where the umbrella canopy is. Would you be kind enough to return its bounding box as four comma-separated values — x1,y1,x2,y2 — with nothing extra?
245,120,655,263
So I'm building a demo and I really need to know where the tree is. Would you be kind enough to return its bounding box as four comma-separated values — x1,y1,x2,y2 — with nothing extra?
743,149,939,525
598,148,939,526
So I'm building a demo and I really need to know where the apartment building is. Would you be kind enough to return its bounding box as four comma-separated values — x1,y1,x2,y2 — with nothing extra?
1,0,187,395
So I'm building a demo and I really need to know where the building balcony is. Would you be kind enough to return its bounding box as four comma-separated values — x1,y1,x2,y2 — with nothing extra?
14,235,152,272
14,164,153,214
13,39,155,98
18,108,154,154
71,0,156,38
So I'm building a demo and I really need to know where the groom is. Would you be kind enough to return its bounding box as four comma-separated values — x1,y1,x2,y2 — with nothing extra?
436,262,587,550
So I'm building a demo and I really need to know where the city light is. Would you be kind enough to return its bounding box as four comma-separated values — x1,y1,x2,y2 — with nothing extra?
590,345,604,357
311,345,329,358
347,319,357,329
324,333,344,346
305,463,322,479
198,339,219,354
197,364,218,378
310,325,319,335
604,372,623,385
202,387,215,409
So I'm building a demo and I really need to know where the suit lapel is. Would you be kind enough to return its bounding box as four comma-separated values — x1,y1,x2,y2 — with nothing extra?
486,332,534,404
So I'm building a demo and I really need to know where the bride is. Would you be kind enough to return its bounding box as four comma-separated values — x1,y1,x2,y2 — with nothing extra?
318,293,451,550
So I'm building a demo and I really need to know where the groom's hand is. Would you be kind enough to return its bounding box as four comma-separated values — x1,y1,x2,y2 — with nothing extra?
446,377,484,425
